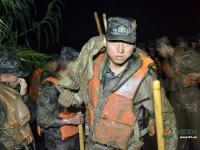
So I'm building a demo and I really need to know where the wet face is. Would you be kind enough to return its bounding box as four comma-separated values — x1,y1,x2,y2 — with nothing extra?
0,73,19,88
106,41,135,66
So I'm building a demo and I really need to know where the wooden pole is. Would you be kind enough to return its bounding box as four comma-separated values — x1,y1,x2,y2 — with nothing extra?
102,13,107,32
94,12,103,35
78,112,84,150
153,80,165,150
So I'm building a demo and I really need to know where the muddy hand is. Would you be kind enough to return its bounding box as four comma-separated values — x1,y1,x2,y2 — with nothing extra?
18,78,27,96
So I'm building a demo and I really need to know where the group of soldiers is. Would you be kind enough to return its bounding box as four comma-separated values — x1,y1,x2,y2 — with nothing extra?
0,17,199,150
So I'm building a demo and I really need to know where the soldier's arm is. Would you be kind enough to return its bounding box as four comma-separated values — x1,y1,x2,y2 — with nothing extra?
36,82,63,128
134,69,156,117
57,36,106,107
136,68,177,150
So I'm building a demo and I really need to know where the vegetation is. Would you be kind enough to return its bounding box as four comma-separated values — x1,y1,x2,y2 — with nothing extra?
0,0,63,69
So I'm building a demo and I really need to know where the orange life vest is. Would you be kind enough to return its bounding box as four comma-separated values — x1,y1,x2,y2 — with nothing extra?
87,52,153,149
29,68,45,102
0,83,33,149
37,76,78,140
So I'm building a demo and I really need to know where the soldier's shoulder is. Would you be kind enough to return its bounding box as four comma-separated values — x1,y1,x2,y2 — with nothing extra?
84,35,106,50
88,35,105,43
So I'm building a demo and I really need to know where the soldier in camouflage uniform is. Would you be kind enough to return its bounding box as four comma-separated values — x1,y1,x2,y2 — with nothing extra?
57,17,177,150
29,53,59,103
156,38,200,150
36,47,84,150
0,51,33,150
175,50,200,150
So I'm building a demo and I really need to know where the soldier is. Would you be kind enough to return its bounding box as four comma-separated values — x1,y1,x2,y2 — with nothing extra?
36,47,84,150
0,51,33,150
174,50,200,150
57,17,177,150
156,38,200,150
29,53,59,103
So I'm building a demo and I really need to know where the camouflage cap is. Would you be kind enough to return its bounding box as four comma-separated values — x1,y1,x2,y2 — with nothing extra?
177,50,200,74
0,51,29,77
59,46,79,63
105,17,137,44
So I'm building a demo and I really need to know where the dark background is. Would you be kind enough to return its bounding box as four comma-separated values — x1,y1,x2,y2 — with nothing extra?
44,0,200,51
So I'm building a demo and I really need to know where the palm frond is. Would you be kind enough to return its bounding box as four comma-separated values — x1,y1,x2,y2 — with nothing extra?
0,0,63,69
15,47,51,69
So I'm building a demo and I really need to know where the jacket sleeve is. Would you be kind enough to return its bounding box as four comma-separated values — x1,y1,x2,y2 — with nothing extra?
36,82,62,128
57,36,106,107
134,68,177,150
134,69,156,117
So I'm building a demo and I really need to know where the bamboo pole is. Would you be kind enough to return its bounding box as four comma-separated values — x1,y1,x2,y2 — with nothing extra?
102,13,107,32
153,80,165,150
94,12,103,35
78,112,84,150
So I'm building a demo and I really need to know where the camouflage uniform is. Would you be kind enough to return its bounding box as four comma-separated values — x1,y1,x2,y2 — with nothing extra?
169,49,200,150
0,51,33,150
57,17,177,150
36,75,79,150
36,47,80,150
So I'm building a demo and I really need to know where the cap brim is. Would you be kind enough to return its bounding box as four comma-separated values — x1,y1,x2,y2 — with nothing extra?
106,35,136,44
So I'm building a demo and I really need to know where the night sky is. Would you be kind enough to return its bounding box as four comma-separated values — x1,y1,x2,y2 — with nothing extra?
49,0,200,51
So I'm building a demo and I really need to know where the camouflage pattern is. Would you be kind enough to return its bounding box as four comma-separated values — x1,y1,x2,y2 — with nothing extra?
39,69,56,83
0,51,29,77
37,47,80,150
176,49,200,74
59,46,79,62
0,83,33,150
174,49,200,150
37,77,63,138
37,75,80,150
0,51,33,149
105,17,137,43
57,35,177,150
